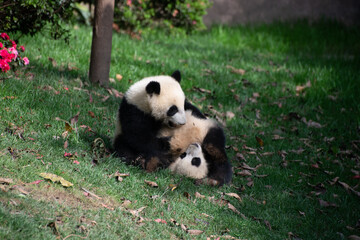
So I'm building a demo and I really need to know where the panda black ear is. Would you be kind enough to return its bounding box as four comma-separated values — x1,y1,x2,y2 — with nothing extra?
171,70,181,83
146,81,161,95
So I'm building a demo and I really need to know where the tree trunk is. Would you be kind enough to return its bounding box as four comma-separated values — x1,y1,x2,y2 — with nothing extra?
89,0,115,87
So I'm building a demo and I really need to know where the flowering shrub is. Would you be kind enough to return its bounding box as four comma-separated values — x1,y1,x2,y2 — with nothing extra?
113,0,212,34
0,0,73,42
0,33,29,73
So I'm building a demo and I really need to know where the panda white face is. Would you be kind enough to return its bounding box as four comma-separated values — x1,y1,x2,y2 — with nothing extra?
145,78,186,128
169,143,208,179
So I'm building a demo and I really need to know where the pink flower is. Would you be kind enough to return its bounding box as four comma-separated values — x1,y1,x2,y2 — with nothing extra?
0,33,10,40
11,40,17,48
126,0,132,6
192,20,197,25
0,59,10,72
22,57,29,65
0,49,10,59
8,47,18,59
0,42,3,49
20,46,25,52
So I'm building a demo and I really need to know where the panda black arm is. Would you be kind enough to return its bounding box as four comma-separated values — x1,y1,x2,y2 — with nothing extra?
185,100,206,119
118,98,168,154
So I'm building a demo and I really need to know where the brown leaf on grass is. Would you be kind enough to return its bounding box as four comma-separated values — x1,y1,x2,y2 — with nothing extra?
226,65,245,75
48,57,57,67
187,229,204,235
154,218,167,224
195,192,205,199
338,181,360,198
228,203,247,219
129,206,146,217
64,140,68,149
246,179,254,187
255,136,264,147
226,111,235,120
193,86,212,94
0,178,13,184
272,135,285,140
110,88,123,98
236,170,252,176
116,74,123,81
39,173,73,187
296,80,311,95
318,199,337,208
88,111,95,118
225,193,242,202
264,220,272,231
65,122,73,133
121,199,132,207
144,180,158,188
183,192,191,199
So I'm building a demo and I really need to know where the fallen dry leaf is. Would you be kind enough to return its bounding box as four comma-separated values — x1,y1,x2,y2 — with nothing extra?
187,229,204,235
39,172,73,187
154,218,167,224
236,170,252,177
225,193,242,202
348,235,360,240
0,177,13,184
226,65,246,75
116,74,123,81
318,199,337,208
255,136,264,147
144,180,158,188
195,192,205,199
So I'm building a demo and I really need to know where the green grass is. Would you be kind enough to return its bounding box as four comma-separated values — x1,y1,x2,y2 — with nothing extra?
1,21,360,239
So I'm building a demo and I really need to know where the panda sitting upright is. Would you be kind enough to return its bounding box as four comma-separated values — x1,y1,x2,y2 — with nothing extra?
160,102,233,186
113,71,186,171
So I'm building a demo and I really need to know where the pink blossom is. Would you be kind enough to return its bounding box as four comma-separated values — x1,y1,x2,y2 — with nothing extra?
73,160,80,164
20,45,25,52
0,33,10,40
8,47,18,58
11,40,16,48
64,152,73,157
126,0,132,6
0,59,10,72
192,20,197,25
22,57,29,65
0,42,3,49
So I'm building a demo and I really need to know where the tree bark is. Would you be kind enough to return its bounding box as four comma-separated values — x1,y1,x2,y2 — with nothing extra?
89,0,115,87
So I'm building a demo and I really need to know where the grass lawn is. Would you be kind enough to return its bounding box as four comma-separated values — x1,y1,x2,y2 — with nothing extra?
1,21,360,239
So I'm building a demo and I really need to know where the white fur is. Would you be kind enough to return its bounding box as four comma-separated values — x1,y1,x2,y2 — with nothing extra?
125,75,186,126
169,143,208,179
158,110,217,155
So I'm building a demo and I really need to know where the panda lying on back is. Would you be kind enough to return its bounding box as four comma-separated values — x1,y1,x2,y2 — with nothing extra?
160,102,233,186
113,71,186,171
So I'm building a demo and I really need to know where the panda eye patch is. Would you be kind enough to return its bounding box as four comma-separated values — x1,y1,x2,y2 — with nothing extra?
180,152,187,159
167,105,178,117
191,157,201,167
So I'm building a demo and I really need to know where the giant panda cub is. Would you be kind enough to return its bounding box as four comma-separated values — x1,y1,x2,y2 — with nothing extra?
160,103,233,185
113,71,186,171
168,143,208,179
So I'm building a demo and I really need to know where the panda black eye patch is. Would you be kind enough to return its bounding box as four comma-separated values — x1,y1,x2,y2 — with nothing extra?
167,106,178,116
180,152,187,159
191,157,201,167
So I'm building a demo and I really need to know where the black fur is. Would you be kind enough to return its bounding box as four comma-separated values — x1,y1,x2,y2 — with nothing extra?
113,98,171,168
182,101,232,185
185,100,206,119
171,70,181,83
202,127,232,185
146,81,161,95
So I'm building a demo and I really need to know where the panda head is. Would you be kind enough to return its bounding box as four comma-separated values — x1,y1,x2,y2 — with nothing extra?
169,143,208,179
145,70,186,127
